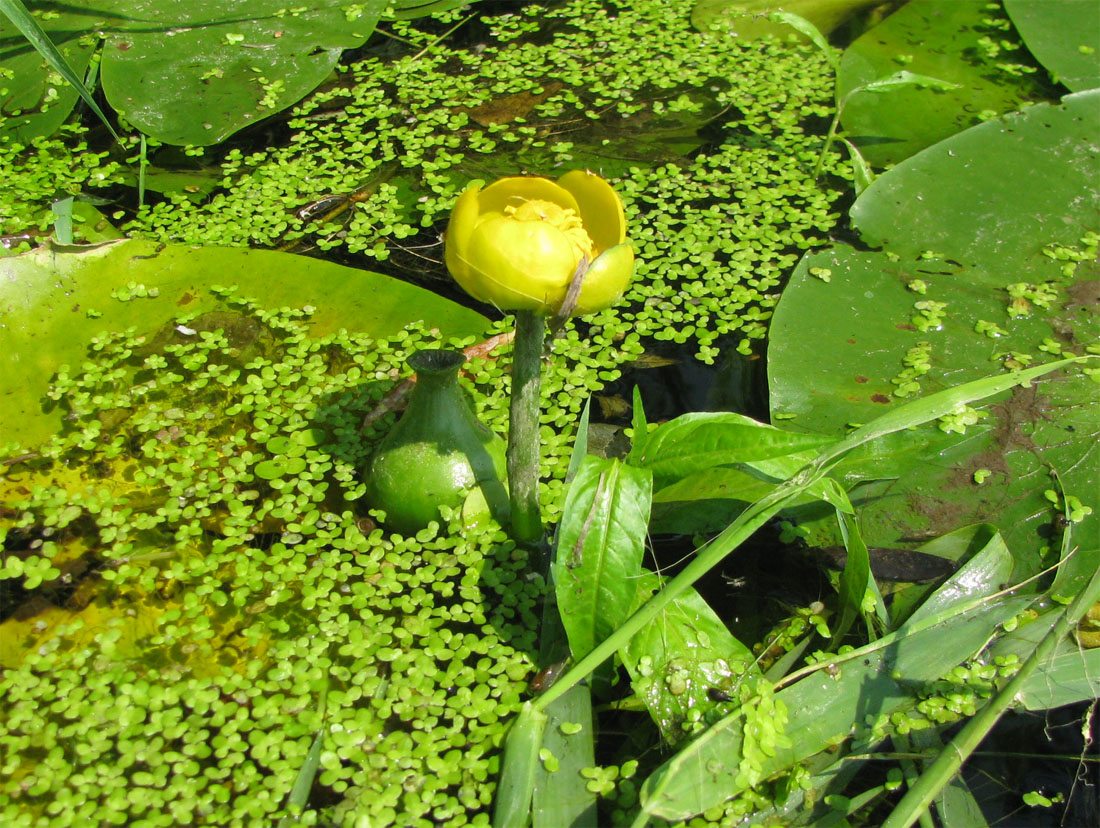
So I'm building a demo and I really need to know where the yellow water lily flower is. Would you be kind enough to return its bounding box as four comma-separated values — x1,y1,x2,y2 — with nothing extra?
444,170,635,316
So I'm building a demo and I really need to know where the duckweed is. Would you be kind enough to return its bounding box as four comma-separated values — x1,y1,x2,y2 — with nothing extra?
3,0,843,365
0,285,640,824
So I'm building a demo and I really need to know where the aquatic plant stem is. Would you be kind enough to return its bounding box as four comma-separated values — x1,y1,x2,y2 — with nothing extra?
508,310,546,545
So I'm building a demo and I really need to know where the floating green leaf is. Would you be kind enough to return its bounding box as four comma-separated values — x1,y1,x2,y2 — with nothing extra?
1004,0,1100,93
769,92,1100,570
0,0,97,141
0,239,488,448
838,0,1053,166
691,0,880,41
1,0,388,145
254,456,306,480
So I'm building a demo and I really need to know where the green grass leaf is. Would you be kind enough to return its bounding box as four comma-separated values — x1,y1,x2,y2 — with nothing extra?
494,702,549,828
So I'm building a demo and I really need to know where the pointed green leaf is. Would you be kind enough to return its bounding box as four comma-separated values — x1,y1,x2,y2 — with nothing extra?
555,456,652,687
635,412,833,487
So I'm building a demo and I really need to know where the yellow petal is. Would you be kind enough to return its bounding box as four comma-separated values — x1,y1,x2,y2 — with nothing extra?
575,242,635,315
557,169,627,253
444,183,484,297
465,216,579,311
477,175,580,217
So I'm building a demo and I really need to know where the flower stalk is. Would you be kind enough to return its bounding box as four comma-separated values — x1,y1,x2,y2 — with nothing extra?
443,170,635,545
507,310,547,545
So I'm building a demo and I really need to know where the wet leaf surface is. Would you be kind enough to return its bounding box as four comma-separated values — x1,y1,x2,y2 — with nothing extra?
1004,0,1100,93
838,0,1054,166
621,571,757,746
770,92,1099,575
0,239,488,449
1,0,388,144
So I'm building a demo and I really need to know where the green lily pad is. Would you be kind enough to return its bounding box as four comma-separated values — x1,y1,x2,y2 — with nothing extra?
769,92,1100,574
0,6,95,142
1004,0,1100,93
851,90,1099,262
837,0,1053,167
1,0,387,145
691,0,881,40
0,239,488,449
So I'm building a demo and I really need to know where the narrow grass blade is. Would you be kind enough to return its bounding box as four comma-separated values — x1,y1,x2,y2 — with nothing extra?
841,138,875,195
138,134,148,209
879,561,1100,828
832,509,874,644
564,396,591,486
626,384,647,464
1048,471,1098,602
0,0,123,143
493,702,548,828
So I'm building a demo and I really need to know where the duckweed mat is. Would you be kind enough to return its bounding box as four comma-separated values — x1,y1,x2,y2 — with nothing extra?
0,288,641,826
5,0,847,364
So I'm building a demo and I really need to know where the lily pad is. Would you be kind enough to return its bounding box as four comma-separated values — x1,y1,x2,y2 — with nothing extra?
837,0,1053,167
691,0,881,40
0,239,488,449
769,91,1099,573
1004,0,1100,93
0,5,95,142
1,0,388,145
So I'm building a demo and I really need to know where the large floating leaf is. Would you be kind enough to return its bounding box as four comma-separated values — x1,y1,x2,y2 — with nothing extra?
1004,0,1100,93
0,239,489,449
769,91,1099,571
851,91,1099,260
837,0,1052,166
691,0,881,40
0,1,96,142
1,0,387,145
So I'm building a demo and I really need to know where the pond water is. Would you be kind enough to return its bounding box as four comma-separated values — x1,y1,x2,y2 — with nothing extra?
2,1,1097,826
